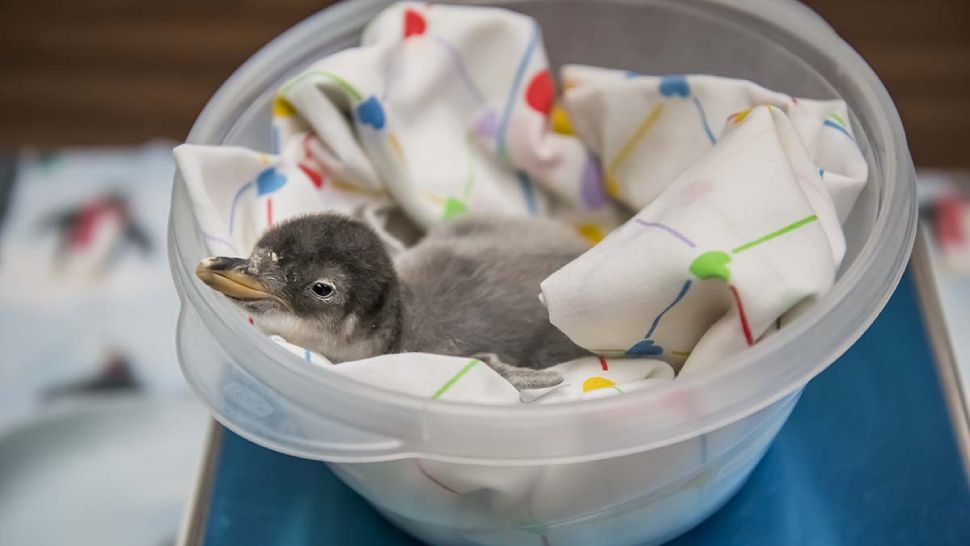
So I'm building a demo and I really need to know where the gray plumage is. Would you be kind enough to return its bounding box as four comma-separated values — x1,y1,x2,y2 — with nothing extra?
395,216,590,367
196,213,591,389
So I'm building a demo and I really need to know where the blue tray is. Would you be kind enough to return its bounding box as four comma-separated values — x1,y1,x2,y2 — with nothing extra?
194,269,970,545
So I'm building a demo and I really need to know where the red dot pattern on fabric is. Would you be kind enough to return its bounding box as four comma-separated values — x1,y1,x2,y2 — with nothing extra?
404,9,427,38
525,69,555,115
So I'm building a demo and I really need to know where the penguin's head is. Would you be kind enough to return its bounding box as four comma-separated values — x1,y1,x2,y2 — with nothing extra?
196,214,399,360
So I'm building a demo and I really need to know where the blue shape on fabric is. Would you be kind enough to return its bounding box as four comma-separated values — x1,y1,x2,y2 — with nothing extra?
356,96,386,130
256,168,286,196
626,339,664,357
659,75,690,97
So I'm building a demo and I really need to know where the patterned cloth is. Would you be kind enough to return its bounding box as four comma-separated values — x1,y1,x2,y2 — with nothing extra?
544,98,863,377
175,1,866,403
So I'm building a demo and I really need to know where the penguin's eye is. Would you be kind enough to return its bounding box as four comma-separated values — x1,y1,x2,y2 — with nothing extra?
310,281,335,300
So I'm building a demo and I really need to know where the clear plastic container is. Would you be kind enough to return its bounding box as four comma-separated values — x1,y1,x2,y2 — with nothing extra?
168,1,917,544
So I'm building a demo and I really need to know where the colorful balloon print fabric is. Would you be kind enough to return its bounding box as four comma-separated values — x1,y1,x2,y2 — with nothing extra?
561,65,868,224
174,1,867,400
541,105,856,377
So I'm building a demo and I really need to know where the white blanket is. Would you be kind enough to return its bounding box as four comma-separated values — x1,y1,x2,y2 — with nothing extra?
174,1,866,404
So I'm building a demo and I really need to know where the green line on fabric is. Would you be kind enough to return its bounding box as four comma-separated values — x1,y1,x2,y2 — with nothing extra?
829,112,847,126
279,70,363,101
431,359,480,400
731,215,818,254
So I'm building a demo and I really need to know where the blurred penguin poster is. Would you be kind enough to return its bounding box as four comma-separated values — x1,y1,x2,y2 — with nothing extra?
0,143,184,432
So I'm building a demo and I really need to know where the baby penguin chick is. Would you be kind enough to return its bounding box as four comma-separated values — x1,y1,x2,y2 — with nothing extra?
196,213,591,390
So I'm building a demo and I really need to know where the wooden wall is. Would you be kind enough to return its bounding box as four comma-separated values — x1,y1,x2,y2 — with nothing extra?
1,0,967,167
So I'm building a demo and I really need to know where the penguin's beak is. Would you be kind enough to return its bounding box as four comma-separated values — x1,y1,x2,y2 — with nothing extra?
196,257,274,302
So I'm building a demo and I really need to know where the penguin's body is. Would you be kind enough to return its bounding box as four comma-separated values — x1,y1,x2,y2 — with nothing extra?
394,216,590,369
196,214,590,389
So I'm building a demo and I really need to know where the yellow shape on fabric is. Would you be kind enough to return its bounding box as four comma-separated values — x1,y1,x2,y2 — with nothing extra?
576,223,605,244
331,180,388,198
551,105,574,135
609,102,666,171
272,95,297,117
730,108,752,124
604,171,621,198
582,376,616,393
387,133,407,163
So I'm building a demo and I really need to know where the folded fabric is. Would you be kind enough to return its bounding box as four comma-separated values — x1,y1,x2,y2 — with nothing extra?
274,336,674,404
174,1,867,400
541,104,850,377
561,65,867,223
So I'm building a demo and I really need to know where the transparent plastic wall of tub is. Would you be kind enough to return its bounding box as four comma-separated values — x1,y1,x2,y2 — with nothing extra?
169,0,916,465
326,392,799,546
